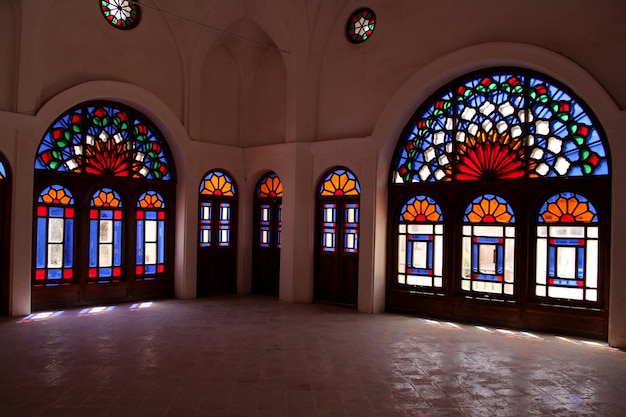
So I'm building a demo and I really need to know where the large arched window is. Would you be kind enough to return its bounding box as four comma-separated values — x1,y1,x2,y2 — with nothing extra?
315,167,360,306
197,169,238,296
388,69,610,339
33,101,176,310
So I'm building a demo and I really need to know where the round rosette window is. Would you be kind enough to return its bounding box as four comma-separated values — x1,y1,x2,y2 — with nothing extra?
346,8,376,44
100,0,141,30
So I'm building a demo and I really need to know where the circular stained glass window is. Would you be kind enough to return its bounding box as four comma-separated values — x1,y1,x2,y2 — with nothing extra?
100,0,141,30
346,8,376,44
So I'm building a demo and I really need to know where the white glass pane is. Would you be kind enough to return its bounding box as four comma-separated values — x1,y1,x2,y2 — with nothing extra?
261,208,270,222
48,218,64,243
325,233,334,248
586,289,598,302
473,281,502,294
461,280,470,291
407,275,432,286
435,224,443,234
505,226,515,238
145,220,157,242
537,226,547,237
261,230,269,244
586,240,598,288
346,233,355,249
347,208,355,223
434,277,443,288
434,235,443,276
556,247,576,279
399,224,406,233
462,237,471,279
325,208,334,221
99,245,112,267
145,243,157,264
536,238,547,285
505,238,515,283
408,224,433,234
463,225,472,236
100,220,113,243
221,207,230,220
588,227,598,239
548,286,583,300
398,235,406,273
201,230,210,243
201,206,210,220
220,230,229,243
536,285,546,297
412,242,428,268
550,226,584,238
48,244,63,268
479,244,496,274
474,226,503,237
504,283,514,295
397,274,406,285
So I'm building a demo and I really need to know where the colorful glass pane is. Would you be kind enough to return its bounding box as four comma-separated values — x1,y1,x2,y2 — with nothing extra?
91,188,122,208
343,203,359,253
100,0,140,30
0,161,6,180
257,172,283,198
34,185,75,287
400,195,443,222
89,188,123,283
392,70,609,183
35,103,173,180
319,168,360,196
463,194,515,224
346,8,376,44
538,192,598,223
322,203,337,252
136,191,165,278
199,171,236,196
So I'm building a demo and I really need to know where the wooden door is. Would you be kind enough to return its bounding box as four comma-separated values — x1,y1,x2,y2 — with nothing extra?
252,199,282,295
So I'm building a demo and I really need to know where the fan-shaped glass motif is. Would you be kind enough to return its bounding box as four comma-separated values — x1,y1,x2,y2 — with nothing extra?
538,192,598,223
91,188,122,208
199,171,236,196
137,190,165,209
100,0,140,30
35,102,173,180
257,173,283,198
346,8,376,44
400,195,443,222
319,168,360,196
464,194,515,224
392,71,609,183
38,185,74,205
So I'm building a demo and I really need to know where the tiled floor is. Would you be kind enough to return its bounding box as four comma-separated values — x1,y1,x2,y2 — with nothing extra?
0,296,625,417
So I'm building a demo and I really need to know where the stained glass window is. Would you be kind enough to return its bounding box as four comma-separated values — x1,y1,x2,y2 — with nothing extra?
398,196,444,289
200,171,236,196
346,8,376,44
136,191,165,279
319,168,360,196
462,194,516,296
100,0,140,30
322,203,337,252
536,192,599,302
35,102,173,180
199,202,212,247
392,70,609,183
34,185,75,287
257,172,283,198
89,188,123,283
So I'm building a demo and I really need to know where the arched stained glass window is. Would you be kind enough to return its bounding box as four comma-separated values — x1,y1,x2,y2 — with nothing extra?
346,8,376,44
100,0,141,30
136,191,166,279
89,188,123,283
257,172,283,198
34,185,75,287
536,192,600,303
392,71,609,183
462,194,516,296
256,173,283,248
397,196,444,289
35,103,172,180
319,168,360,197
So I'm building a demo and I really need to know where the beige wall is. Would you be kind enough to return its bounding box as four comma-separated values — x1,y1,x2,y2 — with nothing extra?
1,0,625,347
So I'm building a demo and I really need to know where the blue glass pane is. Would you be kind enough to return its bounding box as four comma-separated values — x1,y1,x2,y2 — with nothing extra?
0,162,6,178
136,220,144,264
145,265,157,274
36,218,47,268
100,267,112,277
100,210,113,220
158,221,165,263
114,220,122,266
64,219,74,268
146,211,158,220
48,269,62,279
89,220,98,267
49,207,65,217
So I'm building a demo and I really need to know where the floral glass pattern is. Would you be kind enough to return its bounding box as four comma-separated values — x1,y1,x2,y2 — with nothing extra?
392,71,609,183
257,173,283,198
199,171,236,196
538,192,598,223
100,0,140,30
35,103,172,180
400,195,443,222
346,8,376,44
34,185,75,286
319,168,360,196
